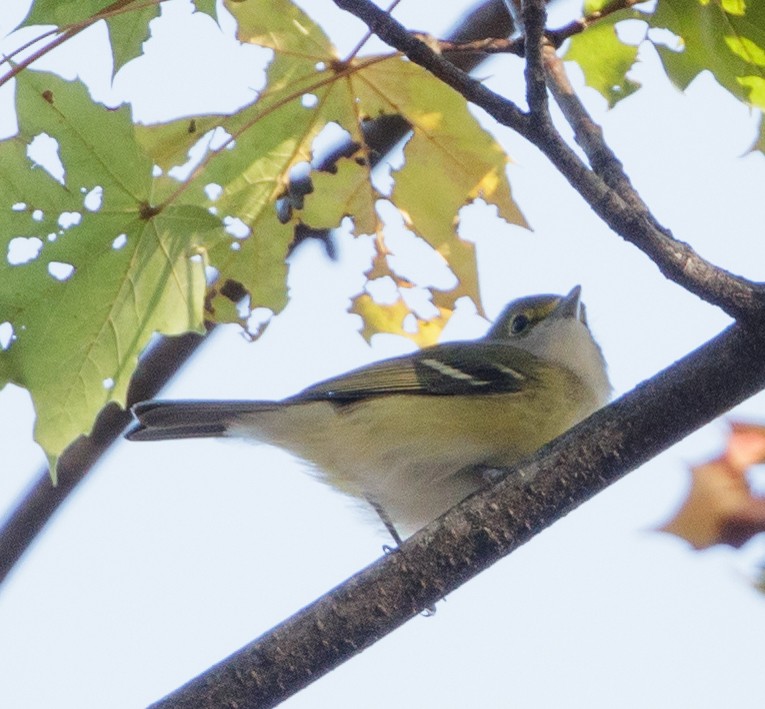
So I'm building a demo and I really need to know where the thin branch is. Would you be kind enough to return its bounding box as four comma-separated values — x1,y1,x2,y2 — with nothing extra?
412,0,645,57
150,322,765,709
331,0,765,321
0,0,162,89
546,0,647,47
0,332,205,586
520,0,550,117
536,45,765,320
333,0,530,134
417,34,525,56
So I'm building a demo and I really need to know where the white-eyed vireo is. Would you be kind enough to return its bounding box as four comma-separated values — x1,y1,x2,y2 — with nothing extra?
128,286,611,541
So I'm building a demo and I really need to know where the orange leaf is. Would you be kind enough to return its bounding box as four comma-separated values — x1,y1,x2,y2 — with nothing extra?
660,421,765,549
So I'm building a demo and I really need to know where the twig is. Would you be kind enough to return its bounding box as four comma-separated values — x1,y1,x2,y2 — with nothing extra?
413,0,645,56
546,0,647,47
536,39,765,319
413,34,525,56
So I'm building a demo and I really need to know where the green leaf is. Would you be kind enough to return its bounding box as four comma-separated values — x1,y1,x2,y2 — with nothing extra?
582,0,613,13
193,0,218,20
564,16,642,107
138,0,526,340
650,0,765,110
134,0,342,321
107,5,159,74
0,71,212,472
22,0,159,75
23,0,112,26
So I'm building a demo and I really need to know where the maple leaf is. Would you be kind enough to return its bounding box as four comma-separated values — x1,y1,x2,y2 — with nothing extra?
3,0,527,466
136,0,526,341
0,71,213,472
659,421,765,549
564,14,641,107
650,0,765,112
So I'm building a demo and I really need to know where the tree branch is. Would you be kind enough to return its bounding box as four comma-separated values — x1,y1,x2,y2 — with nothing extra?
538,44,765,320
546,0,647,47
520,0,549,116
332,0,765,321
150,322,765,709
0,332,205,586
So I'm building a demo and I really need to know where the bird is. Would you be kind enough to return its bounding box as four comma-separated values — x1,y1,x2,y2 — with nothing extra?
127,286,611,542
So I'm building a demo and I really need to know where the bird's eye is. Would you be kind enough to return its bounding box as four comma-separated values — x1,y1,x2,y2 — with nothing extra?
510,313,530,334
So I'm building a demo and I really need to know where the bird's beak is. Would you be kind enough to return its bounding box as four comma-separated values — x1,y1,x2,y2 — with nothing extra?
552,285,583,320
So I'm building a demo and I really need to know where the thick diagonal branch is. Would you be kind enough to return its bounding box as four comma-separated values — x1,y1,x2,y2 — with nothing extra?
151,322,765,709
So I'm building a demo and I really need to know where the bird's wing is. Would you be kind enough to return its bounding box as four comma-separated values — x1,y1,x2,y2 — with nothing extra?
294,342,540,402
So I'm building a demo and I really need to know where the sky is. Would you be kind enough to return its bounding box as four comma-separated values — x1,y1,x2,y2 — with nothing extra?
2,1,765,708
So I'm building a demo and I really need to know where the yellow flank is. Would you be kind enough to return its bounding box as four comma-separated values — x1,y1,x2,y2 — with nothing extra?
233,363,595,534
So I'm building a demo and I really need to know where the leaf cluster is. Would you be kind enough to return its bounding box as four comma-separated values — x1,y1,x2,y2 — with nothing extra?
2,0,525,467
0,0,761,540
566,0,765,120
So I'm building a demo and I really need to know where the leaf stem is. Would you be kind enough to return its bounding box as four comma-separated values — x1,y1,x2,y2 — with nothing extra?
343,0,403,63
157,53,394,211
0,0,165,89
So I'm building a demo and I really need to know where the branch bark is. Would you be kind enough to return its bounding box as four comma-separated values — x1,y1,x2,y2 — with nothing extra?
147,2,765,706
332,0,765,321
151,323,765,709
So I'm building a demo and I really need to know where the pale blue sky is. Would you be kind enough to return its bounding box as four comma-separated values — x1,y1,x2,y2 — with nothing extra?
1,1,765,708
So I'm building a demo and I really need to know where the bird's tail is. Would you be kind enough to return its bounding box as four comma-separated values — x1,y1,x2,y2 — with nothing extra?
126,400,278,441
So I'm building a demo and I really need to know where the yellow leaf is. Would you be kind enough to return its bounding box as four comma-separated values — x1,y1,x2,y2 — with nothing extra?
137,24,526,338
351,294,450,347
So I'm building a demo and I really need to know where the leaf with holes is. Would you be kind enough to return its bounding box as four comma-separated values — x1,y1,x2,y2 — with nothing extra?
135,0,525,342
0,70,216,472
